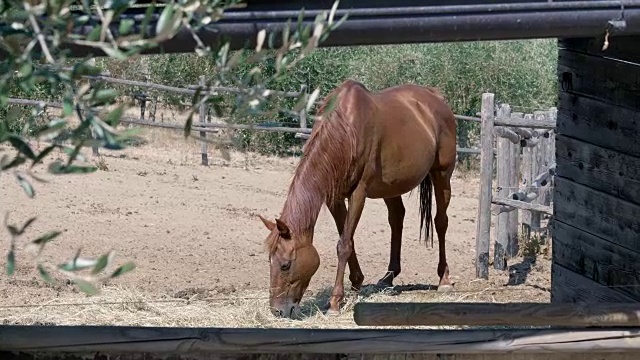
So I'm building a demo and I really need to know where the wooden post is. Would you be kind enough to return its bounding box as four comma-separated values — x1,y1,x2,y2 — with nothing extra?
354,302,640,327
530,112,543,234
198,76,208,166
299,85,307,130
507,106,520,258
88,57,99,157
520,113,533,240
475,92,494,279
494,104,511,271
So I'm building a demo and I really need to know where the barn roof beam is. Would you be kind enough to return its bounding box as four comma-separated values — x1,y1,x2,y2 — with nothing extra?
26,1,640,57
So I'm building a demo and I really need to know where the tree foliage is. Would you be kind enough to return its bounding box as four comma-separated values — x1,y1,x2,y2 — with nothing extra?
0,0,345,293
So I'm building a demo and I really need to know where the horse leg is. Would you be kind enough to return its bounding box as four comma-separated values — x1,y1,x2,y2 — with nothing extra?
327,183,367,315
431,167,454,291
376,196,405,287
327,199,365,291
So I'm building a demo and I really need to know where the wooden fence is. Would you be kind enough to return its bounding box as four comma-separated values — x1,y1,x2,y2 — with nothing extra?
7,72,483,166
474,93,557,279
4,301,640,359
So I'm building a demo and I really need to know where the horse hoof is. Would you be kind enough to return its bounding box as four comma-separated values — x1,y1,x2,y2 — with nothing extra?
438,284,454,292
325,308,341,317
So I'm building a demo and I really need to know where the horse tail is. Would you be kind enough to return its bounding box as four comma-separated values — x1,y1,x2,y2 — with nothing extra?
418,173,435,248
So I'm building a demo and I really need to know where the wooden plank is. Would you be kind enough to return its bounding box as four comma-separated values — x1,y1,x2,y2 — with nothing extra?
491,197,552,216
553,176,640,254
557,49,640,110
494,115,556,129
556,134,640,207
553,220,640,301
5,325,640,354
494,134,510,269
559,36,640,63
353,302,640,327
556,92,640,158
507,108,520,258
475,93,495,280
551,263,638,304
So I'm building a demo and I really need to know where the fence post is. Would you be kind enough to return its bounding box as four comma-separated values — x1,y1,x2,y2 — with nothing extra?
507,107,520,258
198,76,208,166
299,85,307,130
475,92,494,279
88,57,99,157
494,104,511,271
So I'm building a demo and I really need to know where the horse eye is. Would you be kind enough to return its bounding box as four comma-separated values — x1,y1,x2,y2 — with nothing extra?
281,260,291,271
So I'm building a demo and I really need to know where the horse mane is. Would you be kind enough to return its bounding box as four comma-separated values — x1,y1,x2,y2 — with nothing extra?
264,81,363,253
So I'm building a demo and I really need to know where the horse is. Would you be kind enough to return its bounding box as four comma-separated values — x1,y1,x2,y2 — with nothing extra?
258,79,457,319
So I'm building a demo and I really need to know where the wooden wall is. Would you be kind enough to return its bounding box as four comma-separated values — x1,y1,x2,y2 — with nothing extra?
551,36,640,303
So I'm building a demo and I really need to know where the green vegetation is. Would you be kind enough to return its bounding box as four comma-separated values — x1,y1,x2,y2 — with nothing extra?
1,0,344,292
97,38,559,156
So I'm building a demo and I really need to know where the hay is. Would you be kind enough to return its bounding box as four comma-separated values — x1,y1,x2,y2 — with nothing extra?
0,283,514,329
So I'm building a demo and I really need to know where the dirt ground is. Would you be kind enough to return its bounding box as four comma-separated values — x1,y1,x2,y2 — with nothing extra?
0,111,551,327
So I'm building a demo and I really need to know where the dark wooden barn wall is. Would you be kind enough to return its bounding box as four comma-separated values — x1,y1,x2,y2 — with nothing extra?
551,36,640,303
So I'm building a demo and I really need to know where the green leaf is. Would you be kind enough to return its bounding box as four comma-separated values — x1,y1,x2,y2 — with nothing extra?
87,26,102,41
155,3,176,36
100,46,127,60
111,261,136,278
37,265,55,284
59,257,97,272
93,89,118,105
6,249,15,276
15,173,34,198
184,113,194,138
48,161,98,175
105,104,125,127
18,61,32,77
8,135,36,160
1,155,26,171
63,98,73,117
6,217,36,237
74,279,99,295
92,251,115,275
119,18,135,35
33,230,62,245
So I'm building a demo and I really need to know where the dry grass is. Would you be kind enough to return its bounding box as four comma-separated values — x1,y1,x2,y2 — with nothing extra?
0,282,531,329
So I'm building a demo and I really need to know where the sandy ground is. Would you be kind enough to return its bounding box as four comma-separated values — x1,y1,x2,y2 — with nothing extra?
0,108,551,328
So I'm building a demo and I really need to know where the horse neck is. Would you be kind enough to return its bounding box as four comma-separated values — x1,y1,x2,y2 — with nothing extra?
280,160,328,235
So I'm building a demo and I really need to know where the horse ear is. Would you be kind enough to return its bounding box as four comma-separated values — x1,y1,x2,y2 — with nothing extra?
258,215,276,231
275,218,291,239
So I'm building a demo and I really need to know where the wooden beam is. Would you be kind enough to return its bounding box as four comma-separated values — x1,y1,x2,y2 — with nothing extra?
494,115,556,129
4,325,640,355
491,197,553,216
353,302,640,327
554,220,640,301
554,176,640,253
475,93,495,280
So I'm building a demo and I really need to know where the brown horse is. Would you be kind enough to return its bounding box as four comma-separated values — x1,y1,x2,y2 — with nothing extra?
258,79,456,318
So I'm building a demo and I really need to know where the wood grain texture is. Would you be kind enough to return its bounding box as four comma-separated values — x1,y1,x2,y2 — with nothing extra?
557,49,640,110
559,36,640,63
556,134,640,206
494,115,555,129
475,93,494,279
491,197,552,215
551,263,638,304
353,302,640,327
553,220,640,301
556,92,640,158
553,176,640,253
9,352,640,360
4,325,640,355
494,105,512,270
